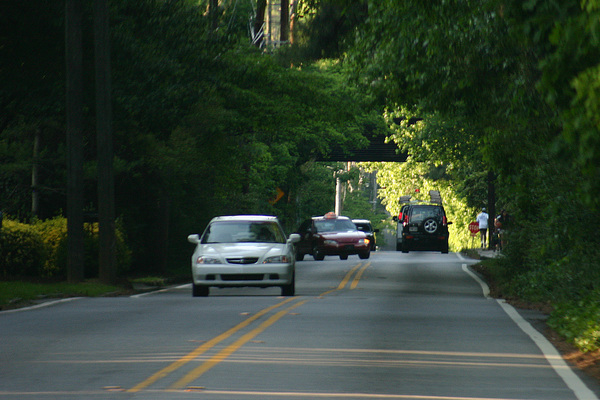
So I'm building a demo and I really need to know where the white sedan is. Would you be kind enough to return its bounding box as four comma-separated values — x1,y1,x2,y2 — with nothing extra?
187,215,301,297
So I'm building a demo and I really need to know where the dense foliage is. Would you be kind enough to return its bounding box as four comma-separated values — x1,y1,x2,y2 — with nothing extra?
0,0,380,274
2,0,599,351
346,0,600,351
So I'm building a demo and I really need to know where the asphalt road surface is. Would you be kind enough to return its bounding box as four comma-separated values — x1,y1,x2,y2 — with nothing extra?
2,251,599,400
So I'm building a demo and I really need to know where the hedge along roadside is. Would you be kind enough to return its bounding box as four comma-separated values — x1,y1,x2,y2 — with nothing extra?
0,217,131,280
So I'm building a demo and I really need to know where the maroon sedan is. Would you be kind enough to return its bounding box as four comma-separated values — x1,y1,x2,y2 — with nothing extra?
294,212,371,261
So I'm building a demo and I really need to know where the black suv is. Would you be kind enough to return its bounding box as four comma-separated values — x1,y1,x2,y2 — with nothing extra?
393,192,452,253
352,219,379,251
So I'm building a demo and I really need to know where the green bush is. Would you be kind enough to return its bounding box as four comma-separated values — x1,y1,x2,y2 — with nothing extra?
32,217,68,278
548,291,600,352
0,220,46,278
0,217,132,280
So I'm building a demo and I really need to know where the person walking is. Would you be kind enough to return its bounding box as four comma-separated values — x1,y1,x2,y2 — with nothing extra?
476,208,489,249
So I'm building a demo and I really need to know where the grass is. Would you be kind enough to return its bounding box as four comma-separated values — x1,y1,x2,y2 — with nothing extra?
0,275,189,310
0,280,129,310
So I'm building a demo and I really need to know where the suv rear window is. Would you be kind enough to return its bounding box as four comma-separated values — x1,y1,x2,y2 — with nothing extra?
409,205,444,223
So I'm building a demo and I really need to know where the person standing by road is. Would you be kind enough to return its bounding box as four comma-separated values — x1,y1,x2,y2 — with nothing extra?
476,208,489,249
495,209,510,250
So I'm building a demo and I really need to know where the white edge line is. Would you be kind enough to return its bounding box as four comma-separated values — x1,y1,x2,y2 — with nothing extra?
130,283,191,298
461,263,490,299
497,299,599,400
462,262,598,399
0,297,83,314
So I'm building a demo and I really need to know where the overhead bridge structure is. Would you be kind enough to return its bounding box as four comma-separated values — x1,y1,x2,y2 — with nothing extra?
316,133,407,162
316,117,421,162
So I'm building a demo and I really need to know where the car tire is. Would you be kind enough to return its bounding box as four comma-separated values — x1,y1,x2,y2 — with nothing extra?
296,253,305,261
192,283,209,297
441,241,449,254
281,274,295,296
313,246,325,261
359,251,370,260
339,254,348,260
401,241,409,253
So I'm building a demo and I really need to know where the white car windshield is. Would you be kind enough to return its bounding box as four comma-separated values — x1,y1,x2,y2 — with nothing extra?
202,221,286,244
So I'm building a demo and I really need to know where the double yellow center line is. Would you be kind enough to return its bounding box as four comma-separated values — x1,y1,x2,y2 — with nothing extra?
128,261,371,392
320,261,371,296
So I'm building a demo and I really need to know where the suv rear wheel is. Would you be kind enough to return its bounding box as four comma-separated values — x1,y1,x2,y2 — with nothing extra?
401,241,410,253
441,241,449,254
423,218,439,234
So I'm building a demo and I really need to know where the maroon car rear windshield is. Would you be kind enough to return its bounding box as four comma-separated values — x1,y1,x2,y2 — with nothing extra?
314,219,356,233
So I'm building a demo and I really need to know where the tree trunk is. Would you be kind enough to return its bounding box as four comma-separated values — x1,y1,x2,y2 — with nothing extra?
289,0,297,44
94,0,117,284
31,128,40,217
209,0,219,31
280,0,289,42
487,170,496,249
65,0,85,283
253,0,266,47
156,192,170,275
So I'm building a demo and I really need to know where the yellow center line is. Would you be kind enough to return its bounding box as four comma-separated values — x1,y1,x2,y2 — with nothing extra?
130,261,373,392
170,299,308,390
338,263,363,290
350,262,371,289
319,262,370,297
127,296,298,393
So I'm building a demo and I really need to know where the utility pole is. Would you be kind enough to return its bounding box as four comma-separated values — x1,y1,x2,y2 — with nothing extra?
335,175,341,215
94,0,117,284
65,0,85,282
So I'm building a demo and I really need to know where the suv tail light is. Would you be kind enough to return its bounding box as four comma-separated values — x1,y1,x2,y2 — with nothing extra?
442,216,447,226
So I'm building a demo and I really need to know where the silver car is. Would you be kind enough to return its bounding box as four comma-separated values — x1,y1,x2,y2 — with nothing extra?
187,215,301,297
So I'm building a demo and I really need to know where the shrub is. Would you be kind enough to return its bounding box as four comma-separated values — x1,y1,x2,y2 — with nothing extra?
548,291,600,352
0,220,46,278
0,217,131,280
32,217,68,278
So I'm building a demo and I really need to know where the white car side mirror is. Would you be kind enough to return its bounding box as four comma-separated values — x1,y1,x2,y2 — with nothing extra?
188,234,200,244
288,233,301,244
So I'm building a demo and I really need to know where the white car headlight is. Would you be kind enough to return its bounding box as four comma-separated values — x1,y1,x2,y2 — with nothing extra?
263,255,290,264
195,256,221,264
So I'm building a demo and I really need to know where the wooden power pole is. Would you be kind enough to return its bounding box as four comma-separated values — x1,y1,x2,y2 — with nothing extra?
94,0,117,284
65,0,85,282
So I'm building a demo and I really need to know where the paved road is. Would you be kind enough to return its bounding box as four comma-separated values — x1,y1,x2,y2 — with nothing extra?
1,251,598,399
